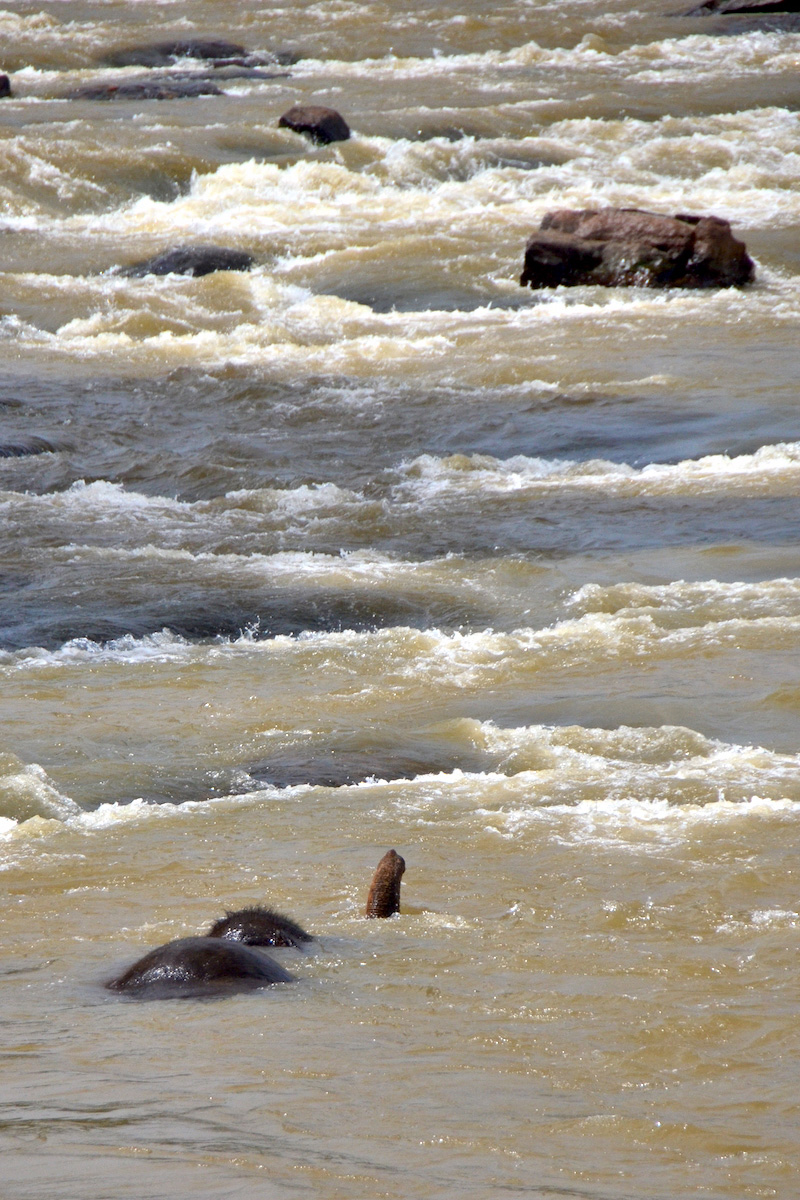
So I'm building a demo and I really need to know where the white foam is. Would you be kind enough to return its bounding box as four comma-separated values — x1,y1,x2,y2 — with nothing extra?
292,31,800,86
1,717,798,853
3,478,193,514
396,443,800,501
488,793,800,851
569,577,800,623
0,757,81,826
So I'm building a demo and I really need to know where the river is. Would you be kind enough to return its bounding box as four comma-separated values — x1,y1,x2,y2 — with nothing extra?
1,1,799,1197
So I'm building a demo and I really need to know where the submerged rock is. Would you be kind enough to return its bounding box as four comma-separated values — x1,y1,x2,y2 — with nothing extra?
250,744,479,788
520,208,755,290
204,65,289,80
103,39,248,67
101,40,299,68
684,0,798,13
278,105,351,144
68,76,223,101
120,245,254,278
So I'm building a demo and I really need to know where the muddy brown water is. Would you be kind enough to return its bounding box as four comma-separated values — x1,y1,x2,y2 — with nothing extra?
1,1,799,1197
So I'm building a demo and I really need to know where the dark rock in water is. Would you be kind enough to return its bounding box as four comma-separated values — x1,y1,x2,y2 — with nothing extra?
0,436,58,458
684,0,799,13
365,849,406,918
106,935,294,998
104,39,248,68
255,50,300,67
520,208,755,290
120,245,254,278
278,105,350,145
250,744,478,789
204,65,290,80
0,75,11,98
67,76,223,101
207,906,313,948
102,41,299,69
4,589,457,654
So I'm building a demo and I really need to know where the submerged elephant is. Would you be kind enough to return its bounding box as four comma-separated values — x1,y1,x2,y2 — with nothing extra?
106,849,406,999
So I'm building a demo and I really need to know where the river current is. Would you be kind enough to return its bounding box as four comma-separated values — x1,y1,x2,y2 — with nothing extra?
1,1,799,1197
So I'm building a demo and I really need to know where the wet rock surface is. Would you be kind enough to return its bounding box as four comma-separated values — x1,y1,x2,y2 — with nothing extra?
685,0,799,13
249,740,487,789
119,245,255,278
278,105,351,144
104,39,247,67
101,39,297,68
520,208,755,289
68,76,224,101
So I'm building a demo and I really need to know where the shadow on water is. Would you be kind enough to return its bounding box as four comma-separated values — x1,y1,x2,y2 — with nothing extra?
247,732,489,789
103,730,495,807
0,435,61,458
0,588,484,653
3,370,798,500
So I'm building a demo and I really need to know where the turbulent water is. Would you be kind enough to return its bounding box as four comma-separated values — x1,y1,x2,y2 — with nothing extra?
2,1,800,1197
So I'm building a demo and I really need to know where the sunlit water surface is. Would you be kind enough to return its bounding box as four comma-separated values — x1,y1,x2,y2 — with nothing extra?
1,1,799,1197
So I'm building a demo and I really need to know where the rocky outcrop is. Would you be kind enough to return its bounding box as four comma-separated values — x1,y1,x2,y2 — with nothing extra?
101,40,297,68
104,39,248,67
0,75,11,98
201,66,288,80
120,245,254,278
68,76,223,101
278,105,351,145
685,0,798,13
520,208,755,290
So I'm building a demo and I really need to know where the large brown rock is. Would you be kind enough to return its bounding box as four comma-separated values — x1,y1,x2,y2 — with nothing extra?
278,105,350,144
520,208,755,290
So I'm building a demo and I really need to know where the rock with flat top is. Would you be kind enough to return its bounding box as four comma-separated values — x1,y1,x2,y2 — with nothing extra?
278,105,350,144
68,76,223,101
104,40,248,67
100,40,298,68
120,245,254,278
519,208,754,290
